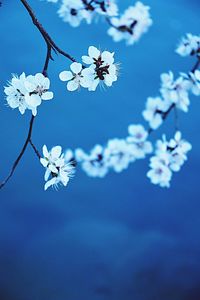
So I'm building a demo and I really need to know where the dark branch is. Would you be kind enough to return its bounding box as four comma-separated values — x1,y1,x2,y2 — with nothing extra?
30,140,41,159
20,0,76,63
0,116,35,189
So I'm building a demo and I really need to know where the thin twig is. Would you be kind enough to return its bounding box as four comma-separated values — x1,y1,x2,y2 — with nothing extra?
0,116,35,189
30,139,41,159
20,0,76,63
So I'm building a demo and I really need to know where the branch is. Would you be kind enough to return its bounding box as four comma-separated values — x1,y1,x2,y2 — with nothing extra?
0,116,35,189
20,0,76,63
0,0,77,190
30,139,41,159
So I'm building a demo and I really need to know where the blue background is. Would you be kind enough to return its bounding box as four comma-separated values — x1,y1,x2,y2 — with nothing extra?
0,0,200,299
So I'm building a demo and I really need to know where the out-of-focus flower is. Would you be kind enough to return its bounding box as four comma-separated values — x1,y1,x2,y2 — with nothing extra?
147,132,191,187
108,2,152,45
160,71,191,112
142,97,170,130
75,145,109,177
176,33,200,57
58,0,92,27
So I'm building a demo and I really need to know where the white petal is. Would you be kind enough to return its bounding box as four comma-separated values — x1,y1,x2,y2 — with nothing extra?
43,145,49,157
70,62,82,74
82,55,94,65
88,46,100,59
35,73,45,84
7,97,20,108
31,107,37,116
40,158,48,168
51,146,62,159
67,80,79,91
59,71,73,81
44,177,57,191
101,51,114,65
49,164,58,174
44,168,51,181
24,80,35,92
42,91,54,100
25,94,41,107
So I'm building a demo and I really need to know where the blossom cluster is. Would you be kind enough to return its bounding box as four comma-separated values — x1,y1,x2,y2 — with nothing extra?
46,0,152,45
72,124,152,178
40,145,75,190
108,2,152,45
4,73,53,116
58,0,118,27
67,33,199,189
147,132,192,188
176,33,200,57
142,70,200,131
59,46,118,91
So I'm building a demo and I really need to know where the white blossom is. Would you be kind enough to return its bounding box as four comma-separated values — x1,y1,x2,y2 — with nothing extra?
104,138,135,172
108,2,152,45
75,145,108,178
147,132,191,188
126,124,153,159
167,131,192,172
59,62,88,91
4,72,53,116
176,33,200,57
4,73,29,115
160,71,191,112
24,73,53,116
40,145,74,190
94,0,118,17
147,156,172,188
58,0,92,27
81,46,118,91
188,70,200,96
142,97,170,130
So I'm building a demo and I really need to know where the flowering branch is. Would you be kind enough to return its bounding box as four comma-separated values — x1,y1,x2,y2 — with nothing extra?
48,0,152,46
73,35,200,188
1,0,120,190
0,0,78,190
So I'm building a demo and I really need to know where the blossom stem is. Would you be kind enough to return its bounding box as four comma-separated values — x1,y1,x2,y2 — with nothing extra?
20,0,76,63
29,140,41,159
191,56,200,73
0,115,35,190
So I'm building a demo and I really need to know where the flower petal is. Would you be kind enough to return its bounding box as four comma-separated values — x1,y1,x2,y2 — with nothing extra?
44,177,57,191
67,80,79,91
88,46,100,59
42,91,54,100
25,94,41,107
59,71,73,81
70,62,82,74
51,146,62,159
43,145,49,157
